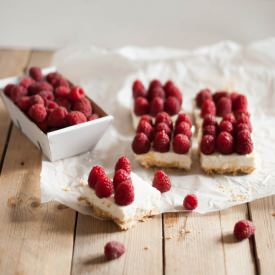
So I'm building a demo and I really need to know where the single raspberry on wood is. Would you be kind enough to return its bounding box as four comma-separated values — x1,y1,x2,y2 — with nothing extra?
29,67,43,81
154,122,172,137
203,125,217,137
134,97,149,116
115,156,131,174
236,130,253,154
47,106,68,128
19,77,35,89
213,91,230,104
216,131,234,154
147,86,165,101
132,133,151,154
29,95,45,106
132,80,146,98
149,97,164,116
173,134,190,154
219,120,234,135
55,86,70,98
155,112,173,129
104,241,126,260
70,86,85,102
200,135,215,154
136,120,154,140
196,88,212,108
153,131,170,152
113,169,131,190
201,99,216,118
234,220,255,241
164,96,180,116
73,98,92,117
114,180,134,206
95,176,114,198
153,170,171,193
176,113,192,127
183,194,198,210
216,97,232,117
67,111,87,125
88,165,106,189
233,94,248,112
17,96,30,111
202,114,216,127
28,103,47,123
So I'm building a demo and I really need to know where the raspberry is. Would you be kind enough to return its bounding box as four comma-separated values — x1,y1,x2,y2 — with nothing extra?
132,80,146,98
148,86,165,101
219,120,234,135
37,120,48,132
163,80,174,93
136,120,154,140
164,96,180,116
88,165,106,189
47,106,68,127
201,99,216,118
164,85,182,105
134,97,149,116
236,113,252,132
216,97,232,117
202,114,216,127
46,100,59,110
70,86,85,101
10,85,27,102
196,88,212,108
213,91,230,104
200,135,215,154
28,104,47,123
19,77,34,88
52,77,69,89
233,94,248,112
153,170,171,193
175,113,192,127
67,111,87,125
113,169,131,190
235,110,250,120
149,97,164,116
29,95,45,106
55,86,70,98
203,124,217,136
56,97,71,110
154,122,171,137
235,123,251,133
3,83,16,97
46,72,61,85
234,220,255,241
236,130,253,154
183,194,198,210
28,81,53,95
17,96,30,111
139,114,153,125
216,131,234,154
173,134,190,154
231,92,240,103
114,180,134,206
95,176,114,198
39,90,54,102
104,241,126,260
155,112,173,129
132,133,151,154
73,98,92,117
148,79,162,91
115,156,131,174
29,67,43,81
153,131,170,152
174,122,192,139
223,113,236,125
88,114,99,121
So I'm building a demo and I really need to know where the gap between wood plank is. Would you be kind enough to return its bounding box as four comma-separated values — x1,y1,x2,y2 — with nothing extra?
70,212,79,275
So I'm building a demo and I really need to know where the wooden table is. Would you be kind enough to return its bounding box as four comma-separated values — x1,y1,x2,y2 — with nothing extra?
0,49,274,275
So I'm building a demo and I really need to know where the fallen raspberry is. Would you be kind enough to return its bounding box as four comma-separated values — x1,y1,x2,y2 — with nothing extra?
88,165,106,189
29,95,45,106
147,86,165,101
153,131,170,152
132,133,151,154
200,99,216,118
233,94,248,112
236,130,253,154
17,96,30,111
164,85,182,105
39,90,54,102
213,91,230,104
216,97,232,117
95,176,114,198
235,122,251,133
47,106,68,127
104,241,126,260
200,135,215,154
216,131,234,154
153,170,171,193
148,79,162,91
3,83,16,97
88,114,99,121
114,180,134,206
55,86,70,98
234,220,255,241
19,77,35,89
219,120,234,135
174,122,192,139
113,169,131,190
155,112,173,129
154,122,172,137
164,96,180,116
203,124,217,136
183,194,198,210
70,86,85,101
134,97,149,116
10,85,27,102
137,120,154,140
196,88,212,108
56,97,71,110
115,156,131,174
73,98,92,117
28,81,53,95
139,114,153,125
149,97,164,116
67,111,87,125
223,113,236,125
202,114,216,127
175,113,192,127
29,67,43,81
132,80,146,98
173,134,190,154
28,104,47,123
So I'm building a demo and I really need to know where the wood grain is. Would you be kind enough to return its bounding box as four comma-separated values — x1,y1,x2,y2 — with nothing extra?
72,214,163,275
0,50,76,275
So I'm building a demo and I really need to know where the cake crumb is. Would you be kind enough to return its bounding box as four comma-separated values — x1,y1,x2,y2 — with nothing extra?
78,196,86,202
62,186,71,192
144,246,149,250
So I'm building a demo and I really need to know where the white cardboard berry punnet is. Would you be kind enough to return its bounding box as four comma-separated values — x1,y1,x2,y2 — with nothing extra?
0,67,113,161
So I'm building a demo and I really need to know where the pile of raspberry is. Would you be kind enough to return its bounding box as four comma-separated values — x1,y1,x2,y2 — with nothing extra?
133,79,183,117
200,112,253,155
132,112,192,155
3,67,99,133
88,156,135,206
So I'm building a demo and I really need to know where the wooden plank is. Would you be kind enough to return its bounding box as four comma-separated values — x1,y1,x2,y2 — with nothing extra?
0,50,76,275
72,214,163,275
0,50,30,167
249,196,275,275
164,205,256,275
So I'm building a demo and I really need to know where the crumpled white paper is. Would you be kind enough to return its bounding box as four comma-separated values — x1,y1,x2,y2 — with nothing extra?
40,38,275,214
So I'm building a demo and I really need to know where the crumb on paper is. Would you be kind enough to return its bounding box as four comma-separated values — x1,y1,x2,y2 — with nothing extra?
78,196,86,202
62,186,71,192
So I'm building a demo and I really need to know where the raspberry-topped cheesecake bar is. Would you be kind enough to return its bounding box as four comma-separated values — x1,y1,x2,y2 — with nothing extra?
131,79,183,128
132,112,193,170
81,156,161,230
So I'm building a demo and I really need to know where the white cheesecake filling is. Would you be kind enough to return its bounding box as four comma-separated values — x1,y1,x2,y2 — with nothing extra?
82,172,161,222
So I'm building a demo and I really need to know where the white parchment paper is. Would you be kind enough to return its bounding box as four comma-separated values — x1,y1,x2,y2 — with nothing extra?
41,38,275,214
